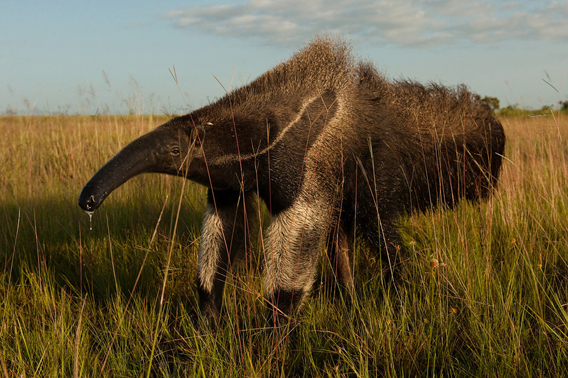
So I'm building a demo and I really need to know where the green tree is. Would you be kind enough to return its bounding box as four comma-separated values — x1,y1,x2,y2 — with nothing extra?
481,96,500,111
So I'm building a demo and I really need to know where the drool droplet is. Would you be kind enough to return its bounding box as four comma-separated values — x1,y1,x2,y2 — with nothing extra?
85,211,94,231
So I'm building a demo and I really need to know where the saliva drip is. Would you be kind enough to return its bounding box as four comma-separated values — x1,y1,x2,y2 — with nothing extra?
85,211,94,231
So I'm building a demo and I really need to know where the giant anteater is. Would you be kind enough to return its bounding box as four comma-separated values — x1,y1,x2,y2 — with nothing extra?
79,38,505,326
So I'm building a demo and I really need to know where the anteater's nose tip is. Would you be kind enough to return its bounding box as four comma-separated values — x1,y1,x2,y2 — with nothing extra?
78,194,93,211
78,185,99,211
79,195,96,211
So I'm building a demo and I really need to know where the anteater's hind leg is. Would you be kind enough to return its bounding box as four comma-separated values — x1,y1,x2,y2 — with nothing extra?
377,218,406,284
357,197,406,285
197,189,256,328
327,223,354,294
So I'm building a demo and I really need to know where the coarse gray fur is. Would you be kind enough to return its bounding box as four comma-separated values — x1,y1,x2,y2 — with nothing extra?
79,38,505,327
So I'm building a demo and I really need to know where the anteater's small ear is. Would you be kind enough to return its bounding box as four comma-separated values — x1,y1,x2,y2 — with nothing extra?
191,125,206,148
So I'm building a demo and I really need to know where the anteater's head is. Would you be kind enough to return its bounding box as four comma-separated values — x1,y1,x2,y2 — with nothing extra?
78,116,206,212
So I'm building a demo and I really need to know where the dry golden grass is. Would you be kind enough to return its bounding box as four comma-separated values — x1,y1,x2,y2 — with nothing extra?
1,113,567,377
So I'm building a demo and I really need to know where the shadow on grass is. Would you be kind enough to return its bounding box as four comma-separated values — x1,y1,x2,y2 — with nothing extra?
1,193,206,302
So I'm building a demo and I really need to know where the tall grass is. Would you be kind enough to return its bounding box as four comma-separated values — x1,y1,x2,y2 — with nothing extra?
1,113,567,377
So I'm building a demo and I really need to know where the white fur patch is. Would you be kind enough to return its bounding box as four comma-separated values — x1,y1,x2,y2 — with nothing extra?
198,204,224,293
263,194,331,297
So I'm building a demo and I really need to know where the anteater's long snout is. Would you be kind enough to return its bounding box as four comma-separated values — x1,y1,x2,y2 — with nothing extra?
78,132,160,212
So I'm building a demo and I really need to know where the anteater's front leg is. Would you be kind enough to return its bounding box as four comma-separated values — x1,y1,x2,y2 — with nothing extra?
264,194,332,325
197,189,254,327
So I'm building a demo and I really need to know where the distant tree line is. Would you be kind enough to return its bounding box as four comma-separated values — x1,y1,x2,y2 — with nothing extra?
478,96,568,116
3,97,568,117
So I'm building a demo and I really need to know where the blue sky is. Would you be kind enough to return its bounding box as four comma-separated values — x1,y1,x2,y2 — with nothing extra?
1,0,567,115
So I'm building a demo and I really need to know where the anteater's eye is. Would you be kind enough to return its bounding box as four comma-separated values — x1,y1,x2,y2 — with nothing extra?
171,147,180,156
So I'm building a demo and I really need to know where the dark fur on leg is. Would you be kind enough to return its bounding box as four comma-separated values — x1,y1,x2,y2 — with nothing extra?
327,224,355,294
266,288,303,346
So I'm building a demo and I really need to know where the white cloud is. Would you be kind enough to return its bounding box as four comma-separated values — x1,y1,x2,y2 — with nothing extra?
162,0,568,47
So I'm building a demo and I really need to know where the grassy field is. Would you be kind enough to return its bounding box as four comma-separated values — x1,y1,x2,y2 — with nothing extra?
1,113,567,377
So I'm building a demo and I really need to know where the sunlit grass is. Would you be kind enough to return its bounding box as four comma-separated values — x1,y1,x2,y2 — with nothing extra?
1,113,567,376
